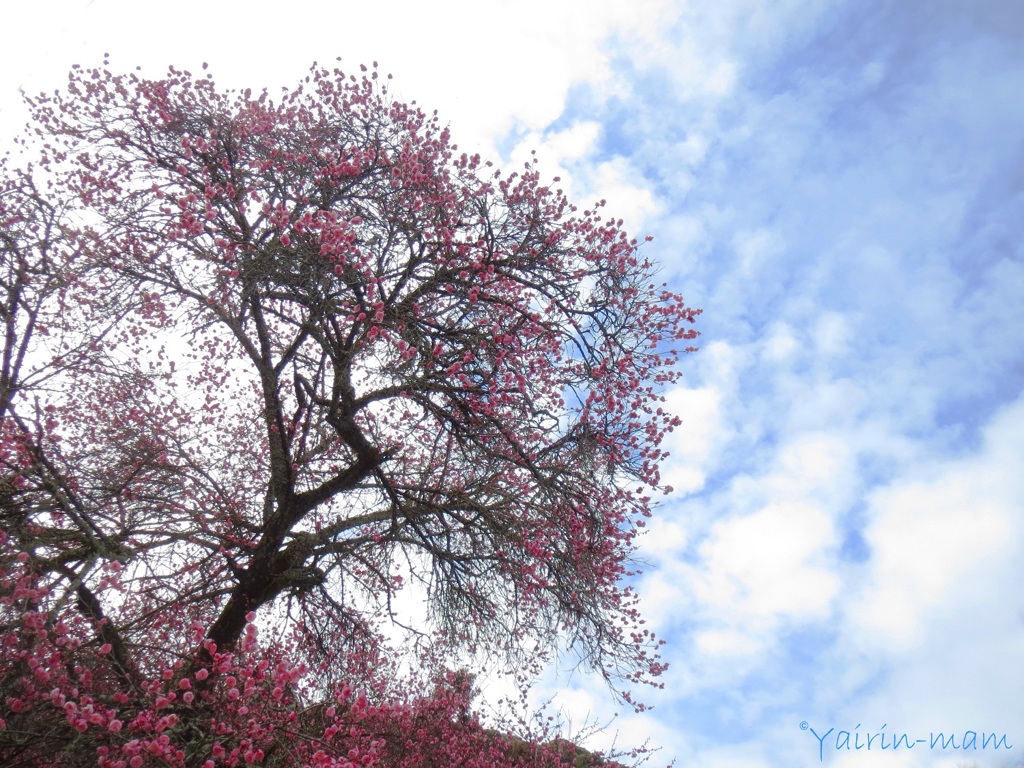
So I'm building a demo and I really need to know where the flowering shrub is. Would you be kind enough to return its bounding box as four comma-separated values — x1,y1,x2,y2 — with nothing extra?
0,59,698,765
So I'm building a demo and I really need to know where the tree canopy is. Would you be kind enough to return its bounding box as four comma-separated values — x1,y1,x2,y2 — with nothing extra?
0,60,699,767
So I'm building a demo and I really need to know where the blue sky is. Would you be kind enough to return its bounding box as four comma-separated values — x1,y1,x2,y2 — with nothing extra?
3,2,1022,767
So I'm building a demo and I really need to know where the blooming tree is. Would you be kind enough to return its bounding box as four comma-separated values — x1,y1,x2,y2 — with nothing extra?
0,59,700,766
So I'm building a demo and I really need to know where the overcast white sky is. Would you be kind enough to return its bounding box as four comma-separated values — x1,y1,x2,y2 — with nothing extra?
4,2,1023,767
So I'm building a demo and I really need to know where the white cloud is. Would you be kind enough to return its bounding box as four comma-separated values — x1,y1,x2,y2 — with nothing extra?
847,395,1024,652
762,322,800,364
659,384,725,495
811,312,851,359
526,122,603,166
589,156,664,235
0,0,672,158
694,500,840,627
733,228,785,279
506,131,664,236
642,431,853,672
693,627,763,657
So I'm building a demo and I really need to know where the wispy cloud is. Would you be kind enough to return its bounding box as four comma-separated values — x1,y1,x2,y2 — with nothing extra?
522,0,1024,764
